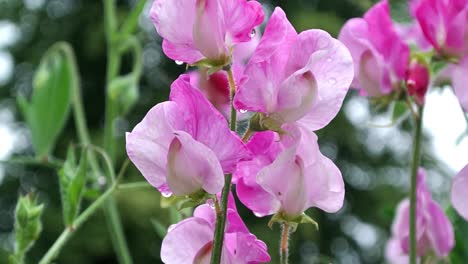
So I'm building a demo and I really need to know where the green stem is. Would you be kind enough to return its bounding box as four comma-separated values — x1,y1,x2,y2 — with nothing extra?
39,182,118,264
118,181,152,191
210,67,237,264
409,105,424,264
280,223,290,264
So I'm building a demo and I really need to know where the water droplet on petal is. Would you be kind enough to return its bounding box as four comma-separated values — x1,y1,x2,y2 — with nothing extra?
328,78,337,85
239,109,248,114
327,58,333,62
161,191,172,198
249,29,256,38
207,199,216,209
175,60,183,65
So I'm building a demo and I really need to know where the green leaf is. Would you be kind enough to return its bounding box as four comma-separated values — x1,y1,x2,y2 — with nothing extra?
58,147,88,227
18,42,78,158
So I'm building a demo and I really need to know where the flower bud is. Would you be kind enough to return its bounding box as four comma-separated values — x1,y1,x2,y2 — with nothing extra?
406,59,430,105
14,195,44,258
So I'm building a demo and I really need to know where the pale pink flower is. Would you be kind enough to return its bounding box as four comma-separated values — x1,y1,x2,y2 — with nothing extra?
126,74,249,196
338,0,410,96
234,7,354,131
234,124,345,217
451,163,468,221
150,0,264,65
386,169,454,263
161,194,270,264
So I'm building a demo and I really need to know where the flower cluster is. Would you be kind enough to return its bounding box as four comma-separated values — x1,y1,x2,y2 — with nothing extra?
126,0,354,262
340,0,468,262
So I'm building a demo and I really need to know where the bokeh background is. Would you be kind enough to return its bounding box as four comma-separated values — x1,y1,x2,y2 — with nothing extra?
1,0,468,263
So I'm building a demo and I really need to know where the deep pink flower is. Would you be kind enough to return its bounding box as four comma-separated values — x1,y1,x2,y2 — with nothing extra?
338,0,410,96
234,7,354,131
386,169,454,263
451,163,468,221
406,60,430,105
234,124,345,217
161,195,271,263
126,74,249,196
150,0,264,65
411,0,468,57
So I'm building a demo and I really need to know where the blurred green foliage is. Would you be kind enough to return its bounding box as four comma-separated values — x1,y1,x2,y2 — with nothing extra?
0,0,461,263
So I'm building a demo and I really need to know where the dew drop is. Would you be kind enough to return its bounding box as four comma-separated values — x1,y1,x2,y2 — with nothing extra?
239,109,248,114
175,60,183,65
161,191,172,198
327,58,333,62
328,78,337,85
249,29,256,38
207,199,216,209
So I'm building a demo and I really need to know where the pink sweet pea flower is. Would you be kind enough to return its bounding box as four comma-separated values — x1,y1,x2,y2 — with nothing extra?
234,124,345,217
386,169,454,263
234,7,354,131
150,0,264,65
411,0,468,57
338,0,410,96
451,56,468,111
451,163,468,220
126,74,249,196
161,194,271,264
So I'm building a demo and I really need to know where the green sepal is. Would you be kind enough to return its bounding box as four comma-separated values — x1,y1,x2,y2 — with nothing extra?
58,147,88,227
160,190,213,211
248,113,287,135
268,211,319,232
191,56,231,71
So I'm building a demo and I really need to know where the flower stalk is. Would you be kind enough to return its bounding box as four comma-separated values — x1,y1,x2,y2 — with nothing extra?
280,223,290,264
210,67,237,264
409,105,424,264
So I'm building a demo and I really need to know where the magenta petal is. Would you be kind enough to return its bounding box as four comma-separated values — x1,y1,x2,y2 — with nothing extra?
452,56,468,111
358,50,385,96
167,131,224,195
170,75,249,173
221,0,264,43
234,7,297,114
289,29,353,130
161,218,213,264
385,238,409,264
193,0,227,61
126,101,185,192
452,164,468,220
426,200,455,257
161,40,204,65
236,174,280,217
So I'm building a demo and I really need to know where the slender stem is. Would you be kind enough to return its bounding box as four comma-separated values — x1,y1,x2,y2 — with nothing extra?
39,182,118,264
409,105,424,264
280,223,290,264
210,67,237,264
0,157,63,169
241,128,254,143
118,181,152,191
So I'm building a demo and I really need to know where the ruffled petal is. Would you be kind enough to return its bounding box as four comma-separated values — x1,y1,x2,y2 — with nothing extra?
125,101,185,192
220,0,264,43
170,75,249,173
151,0,203,63
234,7,297,113
452,164,468,220
426,200,455,257
224,232,271,263
193,0,228,61
452,56,468,111
167,131,224,195
289,30,353,130
161,218,213,264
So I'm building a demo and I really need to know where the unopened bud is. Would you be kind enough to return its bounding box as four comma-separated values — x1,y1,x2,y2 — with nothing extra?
406,59,430,105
